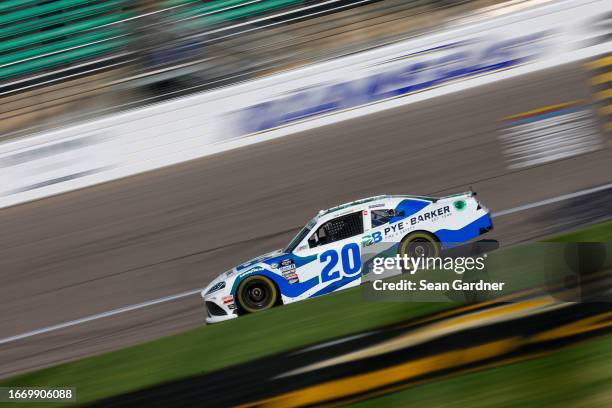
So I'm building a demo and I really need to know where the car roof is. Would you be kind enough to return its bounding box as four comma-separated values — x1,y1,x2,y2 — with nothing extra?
317,195,437,218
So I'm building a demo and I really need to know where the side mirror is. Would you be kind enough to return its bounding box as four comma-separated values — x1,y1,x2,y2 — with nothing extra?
308,236,318,249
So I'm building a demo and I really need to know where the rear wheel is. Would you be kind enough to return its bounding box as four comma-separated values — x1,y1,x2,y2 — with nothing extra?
399,232,441,260
237,275,278,313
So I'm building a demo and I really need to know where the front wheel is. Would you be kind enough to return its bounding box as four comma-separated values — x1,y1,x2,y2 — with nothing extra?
237,275,279,313
398,232,441,260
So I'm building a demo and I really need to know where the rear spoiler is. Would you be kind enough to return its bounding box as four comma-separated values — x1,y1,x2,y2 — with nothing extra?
438,189,476,200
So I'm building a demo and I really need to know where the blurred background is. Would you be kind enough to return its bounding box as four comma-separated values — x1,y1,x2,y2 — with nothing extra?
1,0,515,139
0,0,611,407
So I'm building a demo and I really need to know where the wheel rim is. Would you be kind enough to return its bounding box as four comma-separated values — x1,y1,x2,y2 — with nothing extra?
401,236,439,259
239,277,277,312
410,238,431,257
248,285,266,303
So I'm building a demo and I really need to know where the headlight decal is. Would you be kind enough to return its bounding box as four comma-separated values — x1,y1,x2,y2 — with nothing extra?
205,281,226,295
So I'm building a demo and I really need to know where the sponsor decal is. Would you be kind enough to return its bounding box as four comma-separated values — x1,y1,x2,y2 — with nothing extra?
283,272,299,282
282,273,299,284
279,258,299,284
379,205,452,239
223,295,235,310
382,221,406,238
235,32,549,134
236,259,259,271
369,203,385,208
454,199,467,211
362,231,383,247
238,266,265,278
409,206,451,225
0,132,116,197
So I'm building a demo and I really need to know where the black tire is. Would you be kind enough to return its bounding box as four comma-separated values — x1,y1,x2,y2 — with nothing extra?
237,275,278,313
398,231,441,260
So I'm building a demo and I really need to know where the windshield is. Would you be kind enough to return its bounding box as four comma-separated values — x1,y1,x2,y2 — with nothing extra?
284,217,317,253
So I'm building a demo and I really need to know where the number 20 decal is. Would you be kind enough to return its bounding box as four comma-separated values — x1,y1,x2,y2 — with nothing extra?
320,243,361,283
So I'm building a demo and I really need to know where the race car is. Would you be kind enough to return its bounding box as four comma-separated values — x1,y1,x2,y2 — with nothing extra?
201,192,493,323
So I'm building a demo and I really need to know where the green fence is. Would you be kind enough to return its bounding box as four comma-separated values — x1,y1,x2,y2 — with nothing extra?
162,0,303,31
0,0,307,84
0,0,130,81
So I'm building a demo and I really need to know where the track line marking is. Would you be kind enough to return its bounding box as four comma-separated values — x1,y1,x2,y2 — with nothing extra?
1,182,611,346
491,181,612,217
290,332,376,355
0,288,202,346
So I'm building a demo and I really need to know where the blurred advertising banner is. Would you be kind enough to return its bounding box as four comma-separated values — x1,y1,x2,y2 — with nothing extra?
0,132,116,197
230,0,611,135
0,0,610,209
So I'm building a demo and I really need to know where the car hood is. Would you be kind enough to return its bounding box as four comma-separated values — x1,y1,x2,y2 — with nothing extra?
233,248,285,274
202,248,288,299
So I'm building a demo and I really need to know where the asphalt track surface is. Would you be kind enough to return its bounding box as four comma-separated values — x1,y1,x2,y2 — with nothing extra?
1,61,611,378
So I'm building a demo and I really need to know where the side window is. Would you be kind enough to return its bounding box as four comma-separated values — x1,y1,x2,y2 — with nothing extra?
371,209,396,228
308,212,364,248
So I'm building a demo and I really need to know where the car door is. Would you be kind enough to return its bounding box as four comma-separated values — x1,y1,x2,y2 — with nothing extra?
293,210,366,297
362,207,403,278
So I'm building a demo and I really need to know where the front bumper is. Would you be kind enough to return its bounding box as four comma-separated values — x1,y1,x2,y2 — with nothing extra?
202,291,239,324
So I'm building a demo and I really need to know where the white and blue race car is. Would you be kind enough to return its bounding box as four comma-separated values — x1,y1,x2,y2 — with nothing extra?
202,192,493,323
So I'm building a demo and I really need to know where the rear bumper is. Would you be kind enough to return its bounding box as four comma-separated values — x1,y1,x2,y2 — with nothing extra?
479,216,493,235
438,212,493,249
